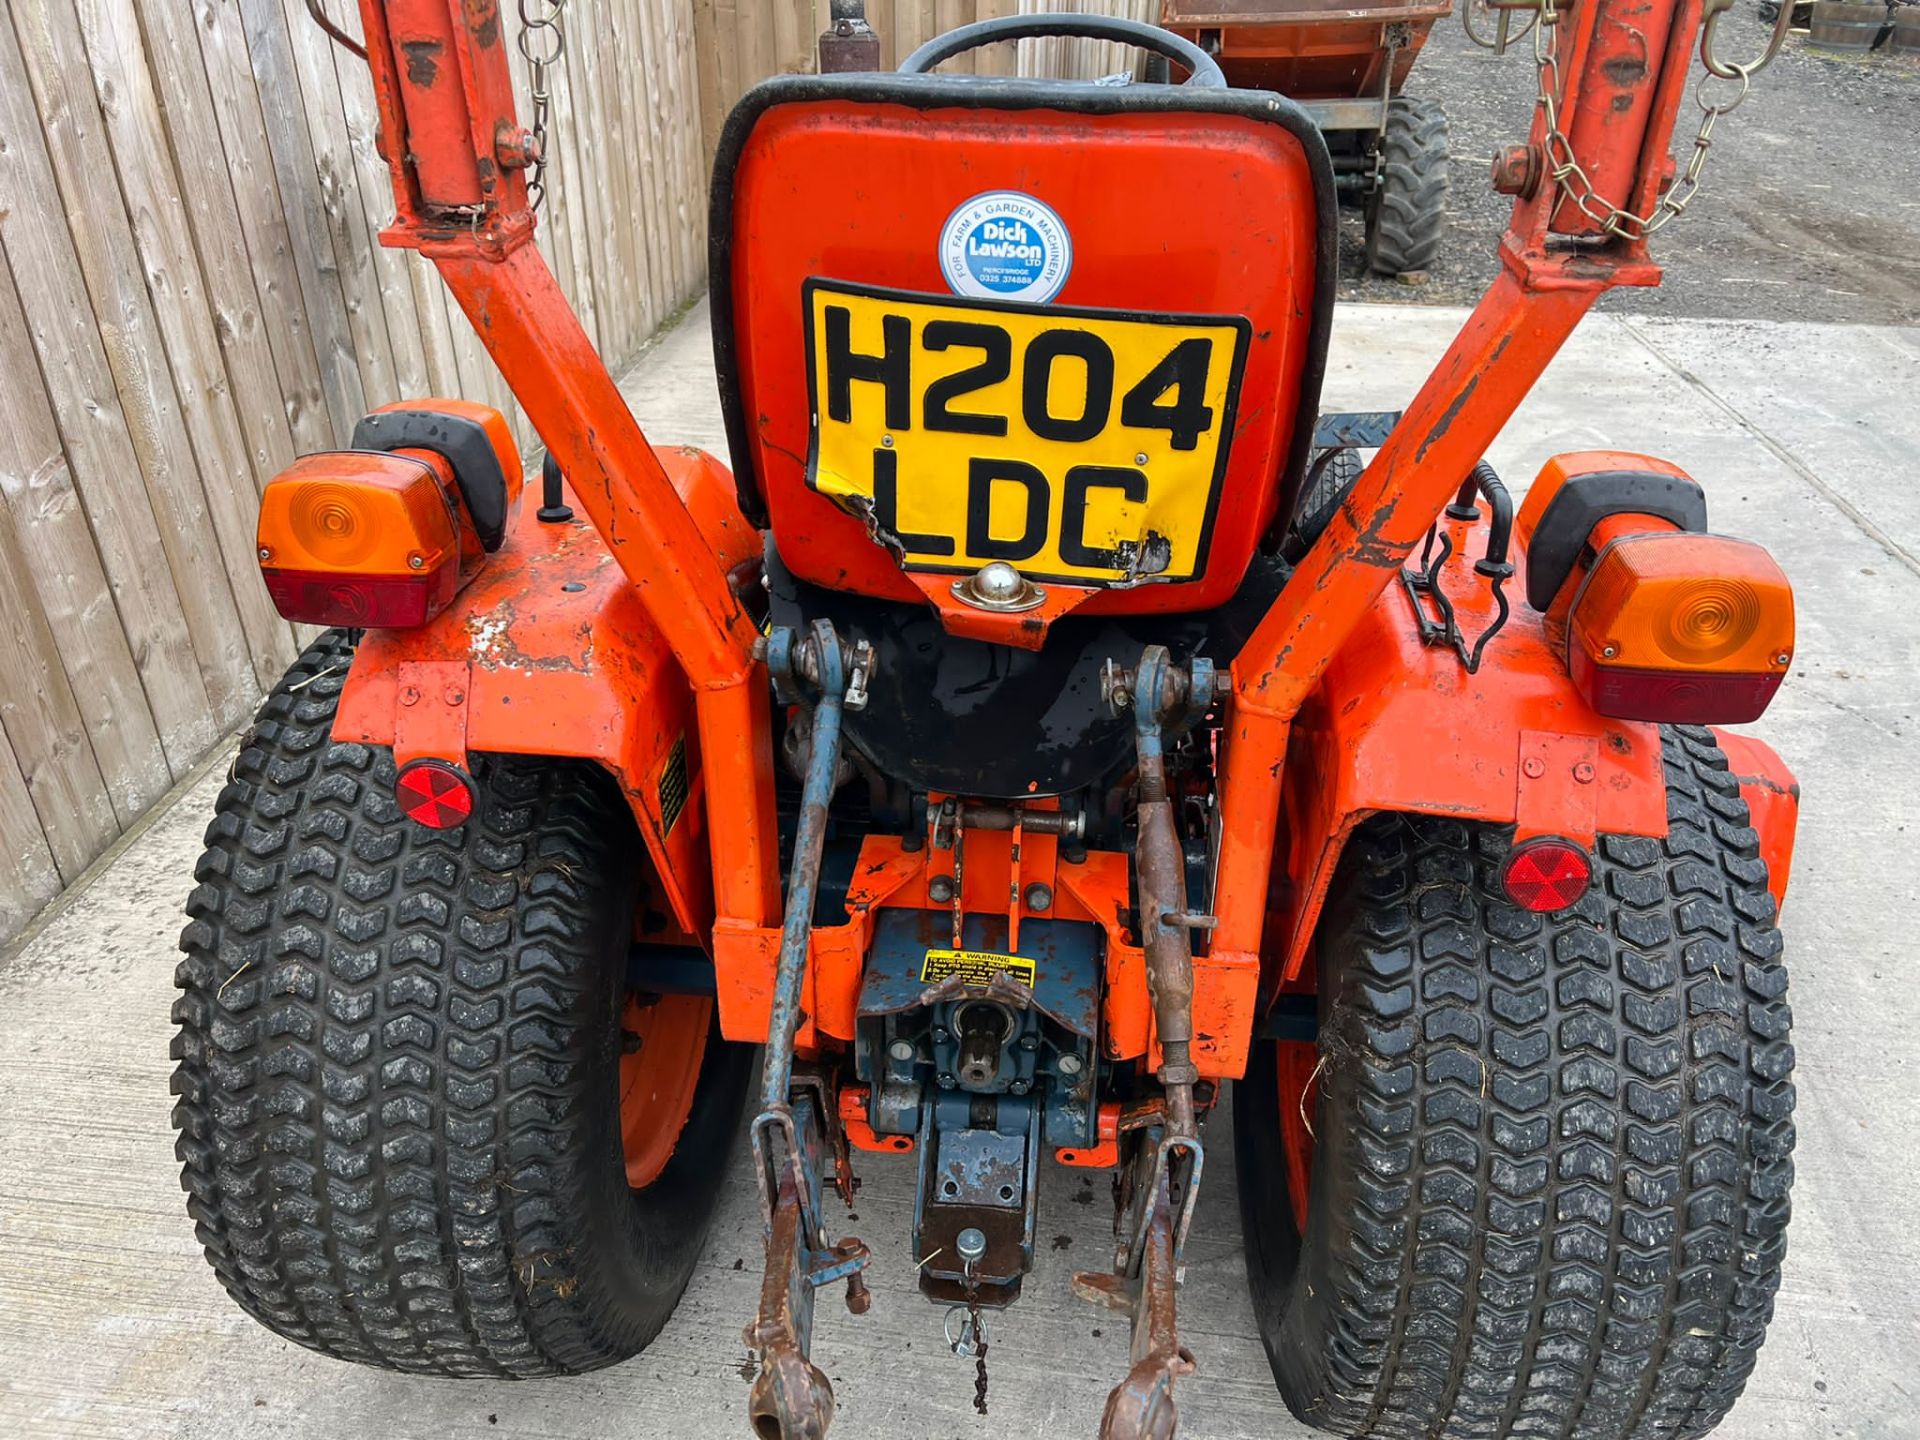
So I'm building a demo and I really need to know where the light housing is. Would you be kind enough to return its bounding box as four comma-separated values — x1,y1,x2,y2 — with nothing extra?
1567,531,1793,724
1501,837,1593,912
257,451,467,628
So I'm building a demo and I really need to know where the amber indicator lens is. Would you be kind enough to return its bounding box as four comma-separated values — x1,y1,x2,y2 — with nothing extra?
1568,532,1793,724
1501,837,1593,912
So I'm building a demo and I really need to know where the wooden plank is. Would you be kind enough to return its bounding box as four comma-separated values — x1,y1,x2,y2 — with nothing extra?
543,13,603,353
0,473,117,880
669,0,708,292
207,0,363,445
71,0,298,695
282,0,428,404
0,726,62,941
628,0,686,312
935,0,971,69
772,0,806,74
0,125,173,826
5,1,237,758
733,0,770,91
630,0,680,339
975,0,1017,74
690,0,727,162
139,0,328,467
261,0,400,411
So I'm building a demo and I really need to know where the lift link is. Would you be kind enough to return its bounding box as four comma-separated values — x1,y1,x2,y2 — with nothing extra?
747,622,873,1440
1078,645,1215,1440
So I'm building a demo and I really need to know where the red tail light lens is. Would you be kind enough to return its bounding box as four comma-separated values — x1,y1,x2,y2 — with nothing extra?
263,567,460,628
1566,656,1785,726
1501,837,1592,912
395,760,476,829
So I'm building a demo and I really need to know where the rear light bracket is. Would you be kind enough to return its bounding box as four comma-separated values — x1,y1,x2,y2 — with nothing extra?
1514,728,1600,849
1524,470,1707,611
393,658,473,771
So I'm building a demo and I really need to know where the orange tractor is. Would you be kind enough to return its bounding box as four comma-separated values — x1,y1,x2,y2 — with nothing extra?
172,5,1801,1438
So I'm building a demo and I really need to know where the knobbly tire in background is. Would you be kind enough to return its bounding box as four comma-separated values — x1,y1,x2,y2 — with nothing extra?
171,630,753,1375
1235,726,1795,1438
1365,96,1451,277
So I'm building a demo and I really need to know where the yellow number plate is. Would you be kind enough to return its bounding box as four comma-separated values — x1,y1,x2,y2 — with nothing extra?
804,280,1250,587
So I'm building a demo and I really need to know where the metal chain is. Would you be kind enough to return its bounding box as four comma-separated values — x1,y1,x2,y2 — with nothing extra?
1527,0,1790,239
969,1300,990,1415
517,0,568,210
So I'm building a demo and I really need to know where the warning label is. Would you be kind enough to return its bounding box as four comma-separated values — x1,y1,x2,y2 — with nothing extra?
919,948,1037,989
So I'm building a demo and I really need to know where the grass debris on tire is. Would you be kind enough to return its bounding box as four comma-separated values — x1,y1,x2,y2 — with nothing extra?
1365,95,1450,278
1236,725,1795,1439
171,630,752,1377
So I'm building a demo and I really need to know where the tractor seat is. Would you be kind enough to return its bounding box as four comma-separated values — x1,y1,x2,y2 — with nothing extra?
711,55,1335,642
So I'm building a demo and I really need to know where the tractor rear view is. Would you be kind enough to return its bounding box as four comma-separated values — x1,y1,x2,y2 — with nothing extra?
171,4,1801,1438
1156,0,1454,275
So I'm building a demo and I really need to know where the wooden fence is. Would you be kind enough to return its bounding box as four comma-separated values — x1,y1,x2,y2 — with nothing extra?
0,0,1152,942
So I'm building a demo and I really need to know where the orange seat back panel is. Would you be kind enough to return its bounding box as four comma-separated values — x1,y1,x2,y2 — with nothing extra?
713,76,1334,617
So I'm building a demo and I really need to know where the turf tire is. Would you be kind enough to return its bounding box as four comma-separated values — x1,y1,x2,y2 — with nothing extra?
171,629,753,1377
1236,725,1796,1439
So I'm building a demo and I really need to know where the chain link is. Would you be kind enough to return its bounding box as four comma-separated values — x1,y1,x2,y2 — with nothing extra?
517,0,568,210
1527,0,1787,240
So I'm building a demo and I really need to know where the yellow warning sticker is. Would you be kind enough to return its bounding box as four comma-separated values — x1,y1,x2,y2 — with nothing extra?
919,949,1037,989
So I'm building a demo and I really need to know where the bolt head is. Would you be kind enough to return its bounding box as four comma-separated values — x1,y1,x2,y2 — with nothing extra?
407,553,426,570
257,546,272,561
1023,882,1053,913
1057,1051,1083,1076
956,1227,988,1263
1522,756,1545,778
1573,761,1596,784
928,874,956,903
889,1039,916,1063
973,561,1024,603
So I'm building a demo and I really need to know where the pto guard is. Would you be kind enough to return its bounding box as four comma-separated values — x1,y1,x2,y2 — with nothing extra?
330,444,758,941
1267,541,1670,986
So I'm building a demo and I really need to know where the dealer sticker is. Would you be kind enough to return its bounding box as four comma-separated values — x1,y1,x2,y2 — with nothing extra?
920,948,1038,988
939,191,1072,305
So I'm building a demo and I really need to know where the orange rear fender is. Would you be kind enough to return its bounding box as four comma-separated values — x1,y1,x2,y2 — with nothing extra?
1710,729,1799,910
331,446,759,942
1269,515,1670,987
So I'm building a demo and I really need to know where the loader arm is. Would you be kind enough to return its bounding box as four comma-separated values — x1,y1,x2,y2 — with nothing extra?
345,0,782,963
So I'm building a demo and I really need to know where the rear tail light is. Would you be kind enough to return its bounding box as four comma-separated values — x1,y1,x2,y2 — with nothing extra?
256,452,468,628
1501,837,1592,912
1568,532,1793,724
395,759,476,829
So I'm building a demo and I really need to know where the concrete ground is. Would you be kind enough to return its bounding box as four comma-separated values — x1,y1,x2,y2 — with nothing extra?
2,298,1916,1440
